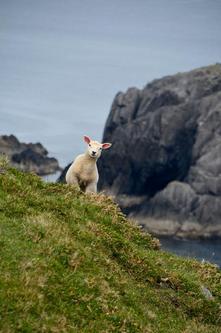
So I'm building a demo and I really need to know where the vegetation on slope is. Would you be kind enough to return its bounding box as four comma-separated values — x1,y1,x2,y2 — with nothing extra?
0,158,220,333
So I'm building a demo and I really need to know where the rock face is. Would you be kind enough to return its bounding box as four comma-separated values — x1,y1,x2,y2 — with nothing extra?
98,64,221,238
0,135,61,175
57,163,71,183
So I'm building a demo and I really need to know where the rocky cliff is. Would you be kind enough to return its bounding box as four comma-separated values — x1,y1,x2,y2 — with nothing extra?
0,135,61,175
98,64,221,238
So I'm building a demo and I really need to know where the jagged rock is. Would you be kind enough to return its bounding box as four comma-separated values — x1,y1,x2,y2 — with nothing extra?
57,163,71,183
97,64,221,238
0,135,61,175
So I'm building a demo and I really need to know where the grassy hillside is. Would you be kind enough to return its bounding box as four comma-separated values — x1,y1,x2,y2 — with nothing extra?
0,159,220,333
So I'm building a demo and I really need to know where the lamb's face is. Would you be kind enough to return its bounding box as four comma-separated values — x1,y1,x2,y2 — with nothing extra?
87,140,103,159
84,136,112,159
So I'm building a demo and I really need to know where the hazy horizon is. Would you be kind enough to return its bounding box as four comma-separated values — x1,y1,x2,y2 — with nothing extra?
1,0,221,166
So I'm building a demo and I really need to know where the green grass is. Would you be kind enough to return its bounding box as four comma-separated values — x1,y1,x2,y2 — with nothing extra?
0,158,220,333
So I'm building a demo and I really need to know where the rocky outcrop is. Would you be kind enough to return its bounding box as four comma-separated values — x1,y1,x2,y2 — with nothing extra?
0,135,61,175
57,163,71,183
98,64,221,238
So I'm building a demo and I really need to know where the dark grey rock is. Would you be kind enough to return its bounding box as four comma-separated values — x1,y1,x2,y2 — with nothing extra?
57,163,71,183
97,64,221,238
0,135,61,175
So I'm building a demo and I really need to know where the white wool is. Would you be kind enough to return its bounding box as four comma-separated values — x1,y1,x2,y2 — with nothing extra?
66,136,111,193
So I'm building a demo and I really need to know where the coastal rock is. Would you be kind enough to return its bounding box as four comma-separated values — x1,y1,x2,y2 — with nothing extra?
0,135,61,175
98,64,221,238
57,163,71,183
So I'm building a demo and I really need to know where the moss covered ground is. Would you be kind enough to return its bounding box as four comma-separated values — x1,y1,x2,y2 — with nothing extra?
0,159,220,332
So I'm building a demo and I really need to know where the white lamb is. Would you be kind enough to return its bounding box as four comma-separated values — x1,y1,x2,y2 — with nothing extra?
66,135,112,193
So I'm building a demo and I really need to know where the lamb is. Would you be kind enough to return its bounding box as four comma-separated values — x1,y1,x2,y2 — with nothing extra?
66,135,112,193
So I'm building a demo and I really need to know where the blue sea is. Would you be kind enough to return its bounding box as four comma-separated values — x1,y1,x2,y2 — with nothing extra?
160,237,221,267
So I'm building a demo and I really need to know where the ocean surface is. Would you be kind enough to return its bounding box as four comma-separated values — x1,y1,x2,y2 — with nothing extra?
159,237,221,267
1,0,221,166
1,0,221,266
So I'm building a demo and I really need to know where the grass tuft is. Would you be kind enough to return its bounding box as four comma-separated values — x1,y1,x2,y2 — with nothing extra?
0,154,10,174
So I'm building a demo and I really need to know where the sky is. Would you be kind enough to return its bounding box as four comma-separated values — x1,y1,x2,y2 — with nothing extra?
0,0,221,166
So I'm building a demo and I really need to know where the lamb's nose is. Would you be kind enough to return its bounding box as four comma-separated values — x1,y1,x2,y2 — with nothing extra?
92,151,96,155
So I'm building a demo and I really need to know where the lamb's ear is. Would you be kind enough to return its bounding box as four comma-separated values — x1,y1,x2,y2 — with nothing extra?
102,143,112,149
84,135,91,144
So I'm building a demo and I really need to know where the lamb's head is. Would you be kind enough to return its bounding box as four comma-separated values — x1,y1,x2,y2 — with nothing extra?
84,135,112,159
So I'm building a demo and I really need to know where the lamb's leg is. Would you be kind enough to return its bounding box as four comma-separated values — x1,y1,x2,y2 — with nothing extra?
85,182,97,194
66,173,79,186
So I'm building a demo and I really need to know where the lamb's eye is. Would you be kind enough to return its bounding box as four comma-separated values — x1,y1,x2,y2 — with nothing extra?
100,148,102,150
89,144,91,147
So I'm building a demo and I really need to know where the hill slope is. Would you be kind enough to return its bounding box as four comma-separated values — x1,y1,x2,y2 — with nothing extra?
0,159,221,333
